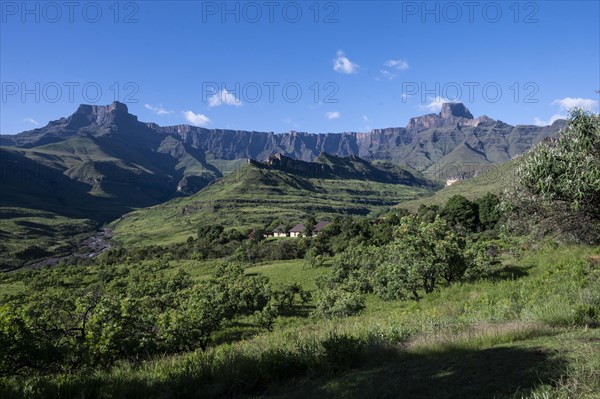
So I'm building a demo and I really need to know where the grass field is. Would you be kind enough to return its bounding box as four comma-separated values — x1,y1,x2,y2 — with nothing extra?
2,244,598,398
245,259,328,291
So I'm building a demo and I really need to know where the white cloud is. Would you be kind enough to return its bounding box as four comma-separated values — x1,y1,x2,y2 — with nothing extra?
380,70,397,80
533,96,598,126
23,117,39,126
208,89,242,107
183,111,211,126
144,104,173,116
551,97,598,112
420,96,457,113
384,59,409,70
533,114,565,126
325,111,341,120
333,50,358,74
379,59,409,80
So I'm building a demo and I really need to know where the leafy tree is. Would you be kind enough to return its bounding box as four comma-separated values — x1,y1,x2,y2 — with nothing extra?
509,109,600,243
254,301,279,331
417,204,440,223
442,195,479,231
232,243,260,263
274,283,302,309
375,216,474,300
305,247,325,267
239,275,271,312
477,193,502,230
161,283,226,351
313,282,365,318
88,294,159,364
327,245,382,294
251,228,266,244
0,305,56,375
213,263,247,316
304,216,317,237
197,225,224,242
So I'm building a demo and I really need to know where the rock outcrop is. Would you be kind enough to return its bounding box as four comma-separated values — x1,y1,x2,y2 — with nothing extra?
440,102,474,119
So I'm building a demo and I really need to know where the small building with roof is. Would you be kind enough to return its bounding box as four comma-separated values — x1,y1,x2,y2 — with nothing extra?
273,225,288,238
289,223,305,237
288,221,330,237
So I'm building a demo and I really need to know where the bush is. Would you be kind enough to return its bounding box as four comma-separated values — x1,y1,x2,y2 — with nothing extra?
0,260,276,375
507,109,600,243
477,193,502,230
313,283,365,318
254,302,279,331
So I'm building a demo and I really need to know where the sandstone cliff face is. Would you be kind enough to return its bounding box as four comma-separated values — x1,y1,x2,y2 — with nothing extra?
153,112,563,176
2,102,566,177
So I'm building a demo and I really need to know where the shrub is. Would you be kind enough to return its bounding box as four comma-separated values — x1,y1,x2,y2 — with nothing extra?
313,283,365,318
254,302,279,331
507,109,600,243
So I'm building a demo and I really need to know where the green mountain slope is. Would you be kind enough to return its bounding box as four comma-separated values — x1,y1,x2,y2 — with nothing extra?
398,159,520,211
111,155,434,245
0,104,224,269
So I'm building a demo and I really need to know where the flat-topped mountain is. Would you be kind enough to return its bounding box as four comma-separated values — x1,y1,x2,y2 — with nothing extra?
1,102,139,147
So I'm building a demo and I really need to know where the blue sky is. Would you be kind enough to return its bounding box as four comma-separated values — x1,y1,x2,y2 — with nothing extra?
1,1,599,134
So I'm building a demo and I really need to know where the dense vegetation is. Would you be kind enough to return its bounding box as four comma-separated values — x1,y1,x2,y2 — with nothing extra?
0,110,598,398
507,109,600,244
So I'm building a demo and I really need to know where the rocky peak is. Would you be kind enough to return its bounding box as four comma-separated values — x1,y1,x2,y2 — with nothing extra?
407,103,478,130
65,101,137,130
440,103,474,119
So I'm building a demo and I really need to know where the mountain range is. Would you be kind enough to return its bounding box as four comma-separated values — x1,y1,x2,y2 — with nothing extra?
2,101,564,177
0,102,565,269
